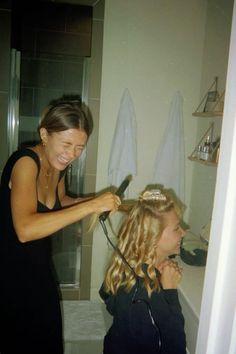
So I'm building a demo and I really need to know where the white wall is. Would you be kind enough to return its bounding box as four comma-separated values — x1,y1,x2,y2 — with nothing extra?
89,1,236,352
0,6,11,176
188,0,234,234
196,2,236,351
90,0,208,299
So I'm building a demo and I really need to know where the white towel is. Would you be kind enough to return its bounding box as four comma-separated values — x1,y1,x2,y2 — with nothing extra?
152,91,185,201
108,89,137,195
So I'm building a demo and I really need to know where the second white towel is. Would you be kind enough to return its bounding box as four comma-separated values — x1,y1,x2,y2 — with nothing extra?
152,91,185,201
108,88,137,195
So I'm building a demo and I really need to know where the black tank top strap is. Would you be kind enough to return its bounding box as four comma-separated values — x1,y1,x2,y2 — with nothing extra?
1,148,40,186
59,166,68,181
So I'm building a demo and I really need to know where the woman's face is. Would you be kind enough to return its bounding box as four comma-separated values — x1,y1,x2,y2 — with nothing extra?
156,209,185,258
41,128,88,170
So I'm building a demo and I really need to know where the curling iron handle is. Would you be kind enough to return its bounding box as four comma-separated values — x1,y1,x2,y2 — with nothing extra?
99,179,130,222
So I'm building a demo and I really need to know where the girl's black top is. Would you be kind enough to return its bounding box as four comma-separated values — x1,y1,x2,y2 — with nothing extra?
100,265,187,354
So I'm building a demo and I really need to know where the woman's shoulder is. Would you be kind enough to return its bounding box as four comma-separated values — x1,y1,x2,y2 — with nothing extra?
9,148,40,168
1,148,40,186
3,148,40,178
11,147,38,158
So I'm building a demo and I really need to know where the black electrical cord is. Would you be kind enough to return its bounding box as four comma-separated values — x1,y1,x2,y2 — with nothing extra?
100,219,162,351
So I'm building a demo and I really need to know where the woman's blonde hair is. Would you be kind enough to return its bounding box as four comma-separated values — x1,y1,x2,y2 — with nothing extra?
103,188,182,297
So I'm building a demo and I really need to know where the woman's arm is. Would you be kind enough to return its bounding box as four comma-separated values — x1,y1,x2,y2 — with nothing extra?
10,157,119,242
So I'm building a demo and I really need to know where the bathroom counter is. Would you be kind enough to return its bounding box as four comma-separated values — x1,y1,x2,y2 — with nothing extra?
177,257,205,318
176,256,205,353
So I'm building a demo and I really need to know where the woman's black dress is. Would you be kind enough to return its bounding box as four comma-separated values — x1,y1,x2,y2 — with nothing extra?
0,148,64,354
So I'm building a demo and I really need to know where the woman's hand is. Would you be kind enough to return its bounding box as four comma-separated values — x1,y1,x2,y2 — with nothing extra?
91,192,121,215
158,260,183,289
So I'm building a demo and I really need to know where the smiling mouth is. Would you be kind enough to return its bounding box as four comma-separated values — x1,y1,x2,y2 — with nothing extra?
58,156,70,165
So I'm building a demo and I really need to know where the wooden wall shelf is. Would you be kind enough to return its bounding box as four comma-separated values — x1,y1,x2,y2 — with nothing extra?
192,111,223,118
188,156,217,166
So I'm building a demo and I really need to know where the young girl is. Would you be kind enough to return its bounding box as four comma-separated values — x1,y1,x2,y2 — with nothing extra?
100,188,187,354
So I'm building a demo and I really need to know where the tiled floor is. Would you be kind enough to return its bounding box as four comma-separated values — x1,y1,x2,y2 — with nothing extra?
64,340,103,354
62,300,112,354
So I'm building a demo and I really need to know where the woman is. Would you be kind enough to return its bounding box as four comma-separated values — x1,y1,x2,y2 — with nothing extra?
0,99,120,353
100,188,187,354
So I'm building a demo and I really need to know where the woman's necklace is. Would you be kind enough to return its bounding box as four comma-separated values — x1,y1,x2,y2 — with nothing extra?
39,164,53,189
35,145,54,189
41,169,53,189
42,168,53,177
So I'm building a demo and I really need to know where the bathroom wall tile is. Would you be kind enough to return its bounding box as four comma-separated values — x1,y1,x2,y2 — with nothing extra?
53,251,77,284
89,20,103,99
66,5,92,34
85,99,100,174
64,33,92,58
20,2,66,32
63,90,82,100
85,141,98,176
21,58,38,88
93,0,104,21
36,31,91,58
19,116,39,136
0,9,10,165
0,11,10,92
52,230,63,254
65,340,103,354
37,59,64,89
81,218,93,246
21,27,36,56
19,87,34,117
62,229,78,252
0,93,9,171
64,61,84,91
82,231,93,249
34,2,66,32
88,98,100,126
36,31,65,56
22,58,64,89
37,52,65,62
60,288,80,301
19,130,38,147
0,1,11,9
80,245,92,299
33,88,64,116
83,173,96,194
20,2,92,55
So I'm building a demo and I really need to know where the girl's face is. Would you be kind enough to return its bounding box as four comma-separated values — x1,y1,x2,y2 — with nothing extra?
156,209,185,258
41,128,88,170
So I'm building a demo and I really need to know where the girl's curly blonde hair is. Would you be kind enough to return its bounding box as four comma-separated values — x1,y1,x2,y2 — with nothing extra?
103,188,182,297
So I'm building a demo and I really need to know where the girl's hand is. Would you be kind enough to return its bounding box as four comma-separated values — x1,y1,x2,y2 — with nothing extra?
159,260,183,289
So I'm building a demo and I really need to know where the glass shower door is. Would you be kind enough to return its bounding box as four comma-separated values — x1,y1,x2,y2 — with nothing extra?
9,0,93,293
16,51,87,287
51,149,86,287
